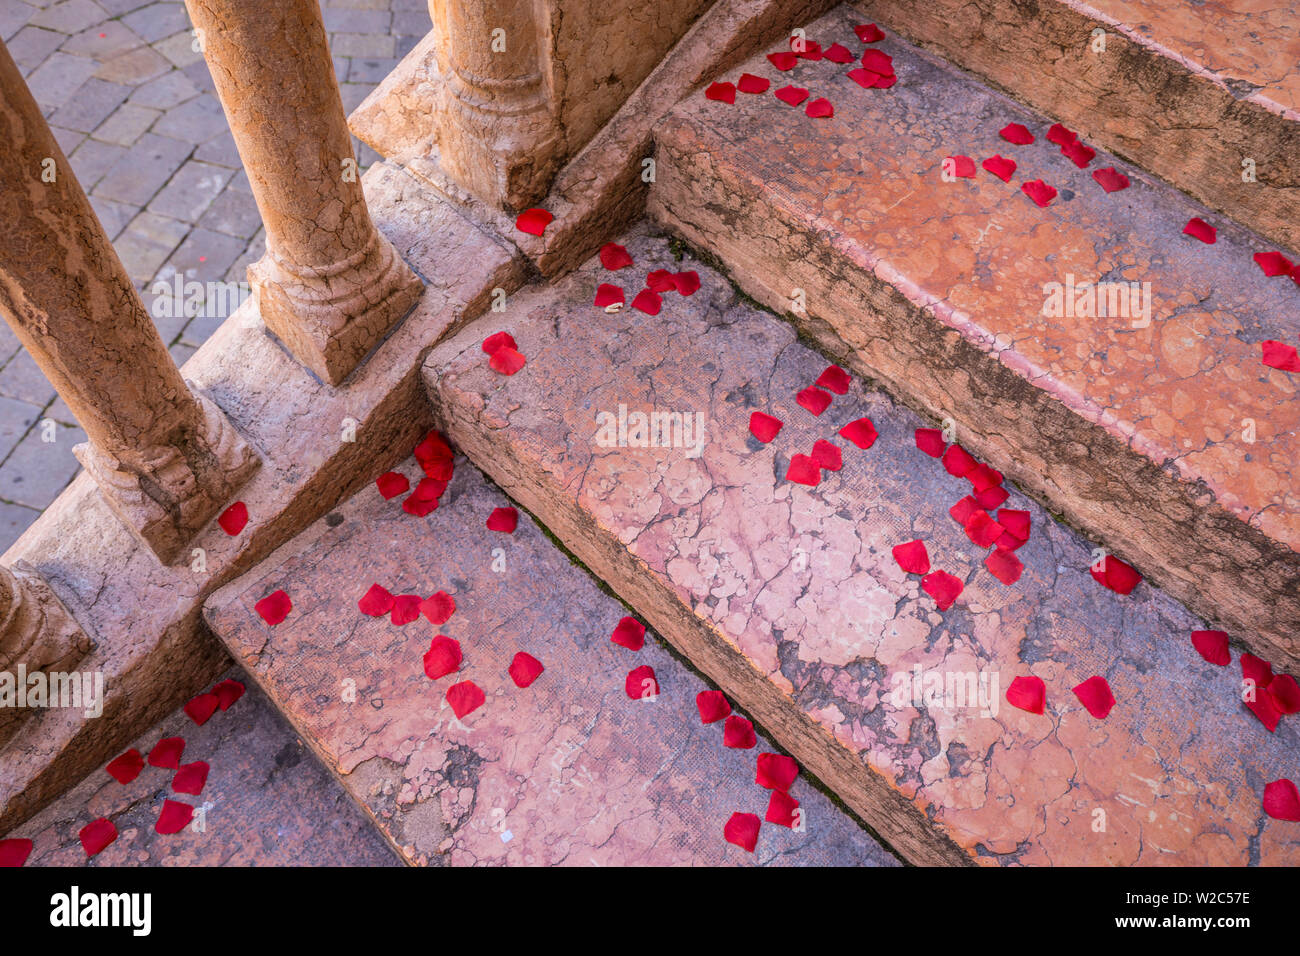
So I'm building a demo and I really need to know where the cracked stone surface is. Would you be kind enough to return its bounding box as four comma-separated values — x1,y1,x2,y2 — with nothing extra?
648,5,1299,668
852,0,1300,254
9,667,399,866
204,454,896,866
422,227,1300,866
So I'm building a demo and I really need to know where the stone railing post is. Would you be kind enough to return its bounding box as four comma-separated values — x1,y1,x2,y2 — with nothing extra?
184,0,424,386
429,0,564,209
0,39,259,566
0,563,91,749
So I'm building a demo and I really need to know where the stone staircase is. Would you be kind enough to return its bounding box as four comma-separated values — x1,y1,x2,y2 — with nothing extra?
5,0,1297,866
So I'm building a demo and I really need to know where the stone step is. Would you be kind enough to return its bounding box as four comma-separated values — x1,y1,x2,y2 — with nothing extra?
646,3,1300,668
4,668,399,866
202,450,898,866
421,227,1300,865
851,0,1300,254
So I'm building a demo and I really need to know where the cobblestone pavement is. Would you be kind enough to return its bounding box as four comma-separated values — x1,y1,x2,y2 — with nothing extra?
0,0,431,550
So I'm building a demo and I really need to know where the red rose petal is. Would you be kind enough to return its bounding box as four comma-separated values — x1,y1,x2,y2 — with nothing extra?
184,692,219,727
402,495,438,517
964,509,1005,548
966,463,1004,493
172,760,209,796
358,583,394,617
645,269,677,292
785,453,821,486
414,430,453,463
515,208,552,236
671,271,701,296
1183,217,1217,244
854,23,885,43
376,472,409,499
106,749,144,784
1268,674,1300,715
811,439,842,472
756,753,799,791
630,288,662,315
1046,123,1077,147
974,485,1009,510
391,594,422,626
625,665,659,700
765,789,801,828
997,509,1031,540
847,68,880,89
805,97,833,119
737,72,770,94
891,539,931,575
723,714,757,749
921,570,963,611
860,49,893,74
767,52,798,71
1000,123,1034,145
599,243,633,270
823,42,854,64
749,411,784,443
942,444,977,477
1254,251,1293,277
156,799,194,835
815,364,851,395
985,547,1024,585
1100,555,1142,595
947,155,976,178
509,652,545,688
1262,340,1300,372
1242,653,1274,688
0,838,32,867
214,678,244,711
724,812,760,852
446,680,485,719
1092,166,1130,192
696,689,731,724
487,506,518,533
79,818,118,857
790,38,822,60
915,428,946,457
949,495,978,525
1246,691,1282,732
981,154,1017,183
995,530,1027,551
594,283,624,309
409,477,447,503
1073,675,1115,719
611,616,647,651
1006,675,1046,714
871,73,897,89
1022,179,1057,208
481,331,517,356
423,635,462,680
489,345,526,375
421,455,454,481
705,81,736,104
217,501,248,536
420,590,456,626
796,386,832,416
149,736,185,769
1263,779,1300,821
838,417,877,449
774,85,810,106
1190,630,1231,666
254,589,291,626
1060,138,1095,168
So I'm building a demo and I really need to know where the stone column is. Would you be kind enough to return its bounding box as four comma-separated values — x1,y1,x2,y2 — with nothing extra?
0,563,91,749
429,0,565,209
0,39,259,566
185,0,423,386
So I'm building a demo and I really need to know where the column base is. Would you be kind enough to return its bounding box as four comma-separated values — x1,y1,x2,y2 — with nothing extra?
73,391,260,566
249,232,424,386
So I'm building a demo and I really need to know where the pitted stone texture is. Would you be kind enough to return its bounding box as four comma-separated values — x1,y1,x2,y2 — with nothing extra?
9,669,399,866
648,6,1299,668
204,456,896,867
0,163,524,835
853,0,1300,253
422,230,1300,866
